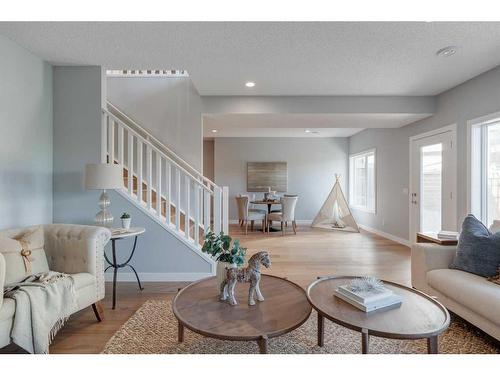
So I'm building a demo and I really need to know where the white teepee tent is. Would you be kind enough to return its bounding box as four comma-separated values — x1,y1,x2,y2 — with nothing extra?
311,174,359,232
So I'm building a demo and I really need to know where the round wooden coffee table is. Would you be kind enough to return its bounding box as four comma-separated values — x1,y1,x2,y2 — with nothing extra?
307,276,450,354
173,275,312,354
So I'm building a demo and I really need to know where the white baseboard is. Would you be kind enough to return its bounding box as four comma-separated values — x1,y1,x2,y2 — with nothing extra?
358,224,411,247
104,272,213,282
295,219,313,225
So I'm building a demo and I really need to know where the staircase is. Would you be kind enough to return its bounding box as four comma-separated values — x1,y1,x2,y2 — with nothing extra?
101,103,229,271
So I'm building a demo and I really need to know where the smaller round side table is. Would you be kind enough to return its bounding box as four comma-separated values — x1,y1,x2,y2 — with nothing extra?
105,227,146,309
307,276,450,354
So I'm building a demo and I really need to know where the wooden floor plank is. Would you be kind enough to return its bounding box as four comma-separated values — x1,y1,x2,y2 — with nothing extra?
45,225,410,354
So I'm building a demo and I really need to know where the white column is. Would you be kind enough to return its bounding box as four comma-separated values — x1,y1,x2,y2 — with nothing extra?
222,186,229,234
101,113,107,163
214,186,222,234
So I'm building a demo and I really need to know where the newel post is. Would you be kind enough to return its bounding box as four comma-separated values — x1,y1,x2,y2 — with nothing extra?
222,186,229,234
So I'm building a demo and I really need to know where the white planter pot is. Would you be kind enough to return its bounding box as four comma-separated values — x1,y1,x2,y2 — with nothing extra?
121,218,131,229
216,261,236,292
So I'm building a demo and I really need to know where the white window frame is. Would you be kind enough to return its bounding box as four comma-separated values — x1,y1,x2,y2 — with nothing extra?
349,148,376,214
467,111,500,226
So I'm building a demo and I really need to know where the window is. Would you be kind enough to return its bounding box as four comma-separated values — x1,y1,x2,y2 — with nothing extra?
349,149,376,213
420,143,443,232
470,116,500,227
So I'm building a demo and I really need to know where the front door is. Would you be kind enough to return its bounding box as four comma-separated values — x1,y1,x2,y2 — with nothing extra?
410,128,457,243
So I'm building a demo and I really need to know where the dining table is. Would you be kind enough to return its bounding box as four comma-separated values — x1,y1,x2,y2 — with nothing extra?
250,199,281,214
250,200,282,232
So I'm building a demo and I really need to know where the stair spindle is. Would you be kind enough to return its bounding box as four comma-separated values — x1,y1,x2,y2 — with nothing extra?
108,118,115,164
175,168,181,231
185,176,190,240
127,133,134,193
203,189,211,235
156,155,162,217
117,124,124,166
137,139,143,204
194,184,200,245
165,162,171,225
146,145,152,210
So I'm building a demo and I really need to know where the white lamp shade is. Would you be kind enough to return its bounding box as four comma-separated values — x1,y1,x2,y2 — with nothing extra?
85,163,123,190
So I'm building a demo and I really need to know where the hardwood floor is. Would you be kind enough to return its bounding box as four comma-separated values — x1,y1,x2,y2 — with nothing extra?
45,224,410,353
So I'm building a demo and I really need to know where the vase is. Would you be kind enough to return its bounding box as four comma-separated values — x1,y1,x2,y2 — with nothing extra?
216,261,236,292
121,218,131,229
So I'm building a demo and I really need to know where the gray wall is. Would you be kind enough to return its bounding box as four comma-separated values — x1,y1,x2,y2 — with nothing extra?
107,76,203,171
203,139,215,181
214,137,349,221
0,35,53,229
53,67,211,279
349,65,500,241
203,95,435,115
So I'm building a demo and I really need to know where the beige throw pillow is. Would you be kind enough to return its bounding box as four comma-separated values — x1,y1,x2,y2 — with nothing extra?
0,227,49,285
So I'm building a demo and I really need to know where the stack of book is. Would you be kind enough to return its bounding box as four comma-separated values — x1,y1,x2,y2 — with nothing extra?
111,228,134,236
437,230,459,240
334,284,402,313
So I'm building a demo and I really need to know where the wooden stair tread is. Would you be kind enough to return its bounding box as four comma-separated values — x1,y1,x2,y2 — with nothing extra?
121,164,205,246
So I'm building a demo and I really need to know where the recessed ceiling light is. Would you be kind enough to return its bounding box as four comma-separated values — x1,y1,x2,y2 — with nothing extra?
211,129,218,133
436,46,458,57
245,81,255,88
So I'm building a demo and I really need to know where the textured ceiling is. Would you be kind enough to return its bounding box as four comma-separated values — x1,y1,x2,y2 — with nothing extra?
1,22,500,96
202,113,430,137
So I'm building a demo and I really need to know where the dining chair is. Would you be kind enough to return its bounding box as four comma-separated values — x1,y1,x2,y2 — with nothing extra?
267,196,298,235
270,194,298,227
235,196,267,234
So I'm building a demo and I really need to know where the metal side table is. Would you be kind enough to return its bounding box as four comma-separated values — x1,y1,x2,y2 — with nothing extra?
105,227,146,309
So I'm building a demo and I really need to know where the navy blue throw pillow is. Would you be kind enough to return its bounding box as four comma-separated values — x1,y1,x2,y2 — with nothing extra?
450,214,500,277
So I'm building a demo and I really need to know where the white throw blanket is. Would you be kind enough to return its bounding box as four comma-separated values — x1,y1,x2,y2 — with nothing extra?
4,271,78,354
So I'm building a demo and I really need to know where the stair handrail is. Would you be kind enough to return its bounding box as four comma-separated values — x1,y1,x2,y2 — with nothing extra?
103,108,216,194
106,101,217,190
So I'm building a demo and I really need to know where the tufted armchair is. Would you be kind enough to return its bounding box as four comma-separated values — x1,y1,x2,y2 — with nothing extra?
0,224,111,349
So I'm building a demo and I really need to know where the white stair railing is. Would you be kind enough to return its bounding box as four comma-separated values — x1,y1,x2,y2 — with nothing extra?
101,108,229,254
106,101,217,192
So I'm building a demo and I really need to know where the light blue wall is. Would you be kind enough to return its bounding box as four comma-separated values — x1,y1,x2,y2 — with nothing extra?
214,137,349,221
0,35,53,229
349,65,500,241
53,67,211,280
53,66,103,224
107,76,203,171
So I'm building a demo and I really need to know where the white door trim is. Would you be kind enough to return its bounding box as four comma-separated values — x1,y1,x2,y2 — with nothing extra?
408,124,458,244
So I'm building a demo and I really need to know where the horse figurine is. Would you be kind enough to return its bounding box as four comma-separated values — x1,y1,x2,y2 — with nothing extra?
219,251,271,306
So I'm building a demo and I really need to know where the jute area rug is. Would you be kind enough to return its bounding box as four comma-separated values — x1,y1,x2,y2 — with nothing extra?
102,299,499,354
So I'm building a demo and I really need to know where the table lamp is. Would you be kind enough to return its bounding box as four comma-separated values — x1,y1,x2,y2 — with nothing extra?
85,163,123,227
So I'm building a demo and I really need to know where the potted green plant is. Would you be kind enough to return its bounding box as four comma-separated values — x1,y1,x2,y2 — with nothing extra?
120,212,131,229
201,231,246,291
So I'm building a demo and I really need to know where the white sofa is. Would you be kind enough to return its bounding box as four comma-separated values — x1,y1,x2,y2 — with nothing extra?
411,243,500,341
0,224,111,349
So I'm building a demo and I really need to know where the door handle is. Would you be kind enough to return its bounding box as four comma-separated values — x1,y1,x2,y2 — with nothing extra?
411,193,418,205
